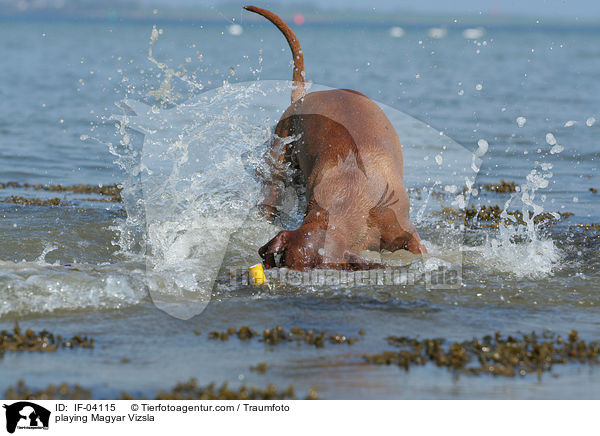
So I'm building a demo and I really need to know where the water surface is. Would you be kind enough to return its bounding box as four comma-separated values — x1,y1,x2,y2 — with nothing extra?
0,20,598,399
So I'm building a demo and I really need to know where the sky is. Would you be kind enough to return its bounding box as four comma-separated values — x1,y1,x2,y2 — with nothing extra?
141,0,600,20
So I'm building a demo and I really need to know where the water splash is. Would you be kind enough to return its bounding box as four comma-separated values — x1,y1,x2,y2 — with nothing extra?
470,163,561,279
36,244,58,263
0,261,147,318
100,26,479,317
119,81,282,318
111,79,476,312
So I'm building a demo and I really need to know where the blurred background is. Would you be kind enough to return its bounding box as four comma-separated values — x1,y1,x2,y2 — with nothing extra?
2,0,600,23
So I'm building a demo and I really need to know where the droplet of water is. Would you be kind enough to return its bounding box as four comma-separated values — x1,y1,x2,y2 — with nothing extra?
516,116,527,127
452,194,466,209
475,139,488,157
545,133,556,145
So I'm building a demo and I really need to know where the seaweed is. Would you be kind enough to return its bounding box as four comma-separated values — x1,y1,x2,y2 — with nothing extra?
205,325,358,348
363,330,599,379
0,324,94,356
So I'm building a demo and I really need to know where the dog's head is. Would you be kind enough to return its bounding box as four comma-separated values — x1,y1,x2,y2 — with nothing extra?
258,227,382,271
259,229,321,271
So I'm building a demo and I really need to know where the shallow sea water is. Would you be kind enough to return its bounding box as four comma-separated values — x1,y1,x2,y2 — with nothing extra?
0,19,598,399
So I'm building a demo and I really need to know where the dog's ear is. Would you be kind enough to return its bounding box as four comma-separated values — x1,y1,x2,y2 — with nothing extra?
259,230,291,268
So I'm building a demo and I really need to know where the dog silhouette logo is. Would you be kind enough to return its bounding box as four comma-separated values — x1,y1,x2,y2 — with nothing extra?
3,402,50,433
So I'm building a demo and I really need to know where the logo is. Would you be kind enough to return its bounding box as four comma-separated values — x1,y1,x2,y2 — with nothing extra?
3,402,50,434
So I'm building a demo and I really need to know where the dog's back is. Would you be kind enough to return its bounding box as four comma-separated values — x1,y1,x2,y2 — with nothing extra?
276,89,406,208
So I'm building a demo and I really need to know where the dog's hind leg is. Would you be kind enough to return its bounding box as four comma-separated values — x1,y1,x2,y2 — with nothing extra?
367,187,426,254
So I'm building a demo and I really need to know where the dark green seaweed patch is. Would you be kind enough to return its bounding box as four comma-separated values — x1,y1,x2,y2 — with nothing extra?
482,179,518,193
436,204,573,229
569,223,600,233
0,182,122,204
4,379,317,400
0,196,62,206
146,378,308,400
363,330,599,378
4,380,92,400
250,362,268,374
0,324,94,356
205,326,358,348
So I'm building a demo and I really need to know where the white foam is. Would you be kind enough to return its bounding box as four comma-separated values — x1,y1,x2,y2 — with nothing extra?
389,26,405,38
0,261,147,318
227,24,243,36
469,233,559,279
463,27,485,39
428,28,447,39
469,164,561,279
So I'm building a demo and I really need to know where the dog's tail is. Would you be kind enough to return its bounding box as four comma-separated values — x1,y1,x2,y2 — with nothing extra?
244,5,306,104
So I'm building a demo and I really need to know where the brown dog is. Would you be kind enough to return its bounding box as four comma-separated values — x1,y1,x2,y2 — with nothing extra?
245,6,426,271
